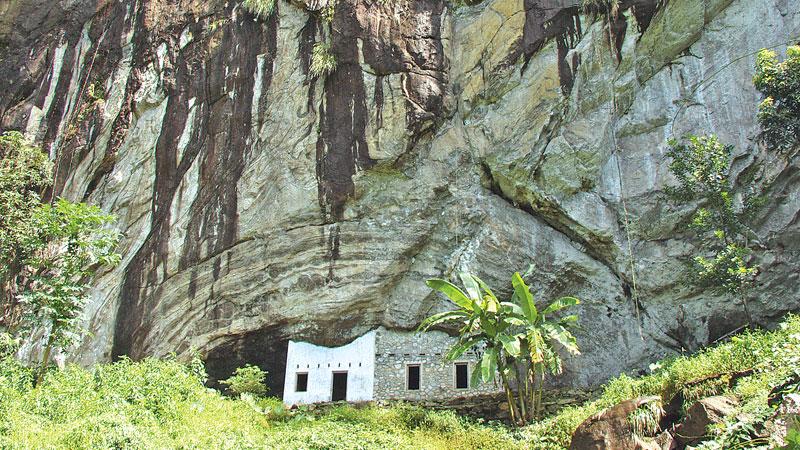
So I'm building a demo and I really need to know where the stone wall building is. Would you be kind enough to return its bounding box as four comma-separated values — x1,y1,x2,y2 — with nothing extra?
282,327,501,405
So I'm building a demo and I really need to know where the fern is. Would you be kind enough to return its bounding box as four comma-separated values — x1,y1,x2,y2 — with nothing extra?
627,399,664,438
321,0,337,23
310,42,337,78
242,0,276,19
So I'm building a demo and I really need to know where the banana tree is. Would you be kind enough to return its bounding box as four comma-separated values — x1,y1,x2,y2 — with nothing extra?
420,271,581,425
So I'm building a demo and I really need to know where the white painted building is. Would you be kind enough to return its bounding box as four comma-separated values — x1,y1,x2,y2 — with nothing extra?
282,328,500,405
282,330,376,405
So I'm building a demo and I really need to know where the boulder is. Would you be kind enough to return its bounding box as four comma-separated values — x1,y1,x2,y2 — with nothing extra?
569,396,661,450
653,430,676,450
673,396,738,448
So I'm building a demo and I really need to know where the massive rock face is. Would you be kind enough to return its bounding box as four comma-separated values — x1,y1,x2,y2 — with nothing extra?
1,0,799,395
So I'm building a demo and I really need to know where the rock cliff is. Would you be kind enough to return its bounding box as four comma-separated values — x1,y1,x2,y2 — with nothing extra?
1,0,799,394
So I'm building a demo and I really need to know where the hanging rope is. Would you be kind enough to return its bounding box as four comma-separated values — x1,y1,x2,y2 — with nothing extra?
600,6,645,340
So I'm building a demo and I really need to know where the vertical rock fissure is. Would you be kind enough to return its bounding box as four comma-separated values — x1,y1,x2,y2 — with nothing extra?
298,15,323,113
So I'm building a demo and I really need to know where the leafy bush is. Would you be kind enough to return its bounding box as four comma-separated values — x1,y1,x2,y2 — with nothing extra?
242,0,276,18
754,45,800,154
666,135,760,291
0,332,19,358
0,354,523,449
220,364,269,397
0,132,120,379
0,357,274,448
522,314,800,449
310,42,338,78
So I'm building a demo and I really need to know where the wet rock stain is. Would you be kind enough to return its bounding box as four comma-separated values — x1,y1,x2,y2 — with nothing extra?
112,4,279,359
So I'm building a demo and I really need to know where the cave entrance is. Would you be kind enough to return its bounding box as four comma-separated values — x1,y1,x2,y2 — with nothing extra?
331,371,348,401
204,328,288,397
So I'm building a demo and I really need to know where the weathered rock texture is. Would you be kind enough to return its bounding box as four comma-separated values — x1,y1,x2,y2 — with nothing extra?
673,396,738,447
2,0,800,395
569,396,663,450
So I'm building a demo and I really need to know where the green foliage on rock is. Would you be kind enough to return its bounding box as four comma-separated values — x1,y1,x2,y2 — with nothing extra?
321,0,337,23
421,272,580,425
310,42,338,79
0,131,120,378
1,132,53,313
627,399,664,439
522,315,800,449
220,364,269,397
665,135,759,298
754,45,800,155
242,0,276,18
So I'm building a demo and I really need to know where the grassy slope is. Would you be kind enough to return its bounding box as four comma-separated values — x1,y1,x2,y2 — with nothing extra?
1,315,797,449
0,356,522,449
524,315,800,449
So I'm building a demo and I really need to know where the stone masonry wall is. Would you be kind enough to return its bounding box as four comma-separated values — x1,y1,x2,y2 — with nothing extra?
373,328,502,401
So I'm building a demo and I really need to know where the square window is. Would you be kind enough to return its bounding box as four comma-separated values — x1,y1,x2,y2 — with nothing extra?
455,363,469,389
407,364,421,390
296,373,308,392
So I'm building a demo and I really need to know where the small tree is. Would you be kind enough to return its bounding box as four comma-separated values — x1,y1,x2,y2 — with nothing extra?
665,135,759,323
753,45,800,155
220,364,269,397
1,131,53,327
420,272,580,425
0,131,120,381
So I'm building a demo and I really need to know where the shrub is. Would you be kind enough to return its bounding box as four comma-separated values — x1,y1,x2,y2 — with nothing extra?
521,315,800,448
665,135,761,328
0,353,524,448
220,364,269,397
754,45,800,154
310,42,338,78
0,132,120,380
0,332,19,358
242,0,276,19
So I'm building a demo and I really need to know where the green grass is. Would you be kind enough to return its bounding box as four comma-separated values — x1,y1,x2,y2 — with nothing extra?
0,356,522,449
1,315,797,449
522,314,800,449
